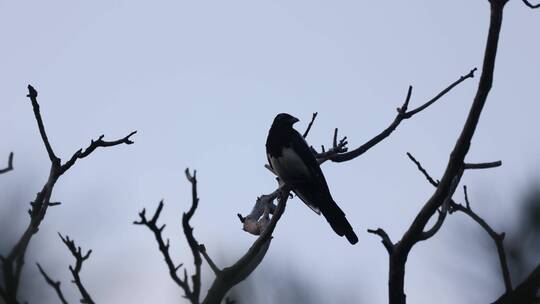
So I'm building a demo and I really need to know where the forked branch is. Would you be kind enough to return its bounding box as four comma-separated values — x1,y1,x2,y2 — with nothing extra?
59,234,95,304
137,169,290,304
0,85,135,304
134,200,195,303
406,152,511,296
450,186,512,293
327,68,476,163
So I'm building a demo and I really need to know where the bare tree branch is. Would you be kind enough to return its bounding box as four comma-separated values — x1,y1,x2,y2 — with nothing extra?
137,170,290,304
464,160,502,169
327,68,476,163
134,169,203,304
0,85,135,304
36,263,68,304
383,2,508,302
202,190,289,304
367,228,394,254
450,186,513,294
417,208,447,241
60,131,137,174
406,155,513,296
522,0,540,9
315,128,349,165
58,234,94,304
26,85,58,163
303,112,318,138
198,244,221,276
183,168,202,303
406,152,439,187
134,200,194,302
0,152,14,174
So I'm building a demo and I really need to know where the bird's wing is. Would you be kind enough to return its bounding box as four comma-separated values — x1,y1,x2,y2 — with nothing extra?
289,130,331,193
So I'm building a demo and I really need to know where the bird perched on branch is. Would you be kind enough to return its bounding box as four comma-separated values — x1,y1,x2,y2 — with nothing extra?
266,113,358,244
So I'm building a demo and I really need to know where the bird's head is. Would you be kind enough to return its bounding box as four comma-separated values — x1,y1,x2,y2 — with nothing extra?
272,113,299,128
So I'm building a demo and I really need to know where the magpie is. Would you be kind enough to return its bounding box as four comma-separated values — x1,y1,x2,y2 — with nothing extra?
266,113,358,244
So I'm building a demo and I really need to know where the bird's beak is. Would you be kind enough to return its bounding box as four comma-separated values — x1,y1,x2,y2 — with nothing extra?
291,116,299,124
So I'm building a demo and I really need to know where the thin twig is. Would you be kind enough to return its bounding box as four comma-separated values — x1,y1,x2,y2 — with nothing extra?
26,85,58,163
450,186,513,293
464,161,502,169
303,112,318,138
58,234,94,304
36,263,68,304
0,152,14,174
60,131,137,174
406,152,439,187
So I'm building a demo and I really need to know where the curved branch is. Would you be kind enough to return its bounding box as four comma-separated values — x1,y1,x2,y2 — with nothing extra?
407,153,513,295
387,3,508,301
329,68,477,163
522,0,540,9
450,185,512,294
202,190,289,304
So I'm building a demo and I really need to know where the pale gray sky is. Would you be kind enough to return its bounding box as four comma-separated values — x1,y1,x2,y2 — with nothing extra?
1,1,539,303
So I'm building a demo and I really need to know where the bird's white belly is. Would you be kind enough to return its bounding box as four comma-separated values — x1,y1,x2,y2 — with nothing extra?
269,147,311,181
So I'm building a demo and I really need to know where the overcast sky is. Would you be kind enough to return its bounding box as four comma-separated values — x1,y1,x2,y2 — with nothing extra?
1,1,539,303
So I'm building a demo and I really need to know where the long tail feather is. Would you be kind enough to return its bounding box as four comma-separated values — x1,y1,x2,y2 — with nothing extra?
320,200,358,245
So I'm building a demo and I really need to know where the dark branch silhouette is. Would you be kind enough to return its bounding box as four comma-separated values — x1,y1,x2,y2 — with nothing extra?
138,63,476,302
406,154,512,294
302,112,318,138
405,144,540,302
451,186,512,293
365,2,510,303
0,85,135,304
37,234,95,304
59,234,95,304
136,170,289,304
328,68,476,163
134,200,195,302
135,48,476,303
0,152,14,175
522,0,540,8
36,263,68,304
494,265,540,304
